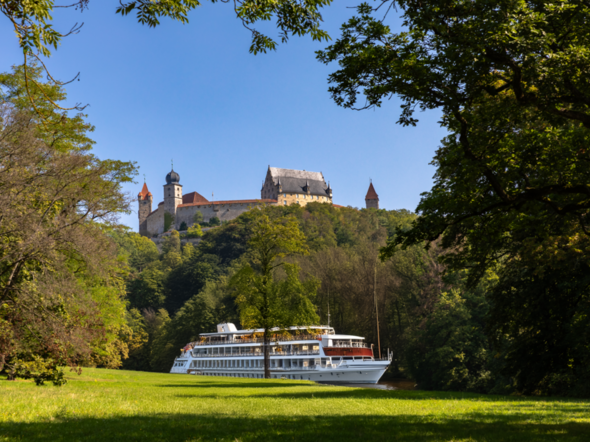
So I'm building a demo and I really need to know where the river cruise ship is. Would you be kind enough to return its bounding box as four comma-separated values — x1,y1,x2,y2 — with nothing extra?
170,323,392,384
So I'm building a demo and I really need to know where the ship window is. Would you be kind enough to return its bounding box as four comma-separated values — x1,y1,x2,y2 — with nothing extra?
302,345,308,351
313,345,319,351
343,357,353,360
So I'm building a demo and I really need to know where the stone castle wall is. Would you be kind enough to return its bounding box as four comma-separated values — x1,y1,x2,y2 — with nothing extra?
175,202,267,228
366,199,379,209
144,201,275,237
146,204,166,236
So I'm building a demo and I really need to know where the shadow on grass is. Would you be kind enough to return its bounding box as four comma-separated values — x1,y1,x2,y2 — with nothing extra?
1,413,588,442
157,381,314,389
160,381,589,406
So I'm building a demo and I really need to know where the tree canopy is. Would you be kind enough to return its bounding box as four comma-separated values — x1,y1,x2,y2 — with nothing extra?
0,65,136,383
318,1,590,279
230,207,318,378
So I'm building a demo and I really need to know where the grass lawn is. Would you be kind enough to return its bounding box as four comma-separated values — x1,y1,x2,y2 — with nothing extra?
1,368,589,441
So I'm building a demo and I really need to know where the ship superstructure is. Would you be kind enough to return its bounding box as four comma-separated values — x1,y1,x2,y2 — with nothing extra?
170,323,391,384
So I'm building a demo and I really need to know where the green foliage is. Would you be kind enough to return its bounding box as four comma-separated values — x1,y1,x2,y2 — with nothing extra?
0,65,136,382
179,221,188,231
489,259,590,397
9,356,67,386
185,224,203,238
111,230,159,272
164,251,223,314
121,309,150,371
3,0,333,101
163,212,175,232
201,216,221,228
404,274,499,393
230,207,317,377
193,211,204,225
126,262,168,311
317,0,590,394
150,273,239,371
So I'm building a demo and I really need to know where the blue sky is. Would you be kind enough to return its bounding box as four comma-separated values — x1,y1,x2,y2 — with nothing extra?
1,1,446,231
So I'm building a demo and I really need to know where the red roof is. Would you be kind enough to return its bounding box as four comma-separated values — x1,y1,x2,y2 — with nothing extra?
365,183,379,200
138,182,152,199
183,191,209,205
177,199,277,208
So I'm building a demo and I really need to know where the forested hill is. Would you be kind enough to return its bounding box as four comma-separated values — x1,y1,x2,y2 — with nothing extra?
112,204,479,388
112,203,590,397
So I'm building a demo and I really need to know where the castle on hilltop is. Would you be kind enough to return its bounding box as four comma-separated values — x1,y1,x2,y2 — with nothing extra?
138,168,276,236
138,166,336,236
261,167,333,207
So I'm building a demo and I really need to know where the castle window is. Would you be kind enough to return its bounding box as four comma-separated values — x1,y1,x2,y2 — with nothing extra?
283,193,286,197
284,200,287,205
296,194,299,198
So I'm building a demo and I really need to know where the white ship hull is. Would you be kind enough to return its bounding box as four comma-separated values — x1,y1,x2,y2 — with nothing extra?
170,323,392,384
171,359,389,384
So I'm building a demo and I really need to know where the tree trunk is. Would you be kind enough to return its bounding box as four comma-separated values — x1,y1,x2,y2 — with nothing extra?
263,328,270,378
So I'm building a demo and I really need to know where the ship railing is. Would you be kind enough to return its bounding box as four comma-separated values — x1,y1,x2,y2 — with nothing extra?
328,343,369,348
190,334,323,346
192,362,381,371
190,350,321,358
193,365,328,371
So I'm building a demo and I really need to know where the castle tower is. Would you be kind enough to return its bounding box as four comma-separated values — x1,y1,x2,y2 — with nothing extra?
164,168,183,224
138,182,153,236
365,181,379,209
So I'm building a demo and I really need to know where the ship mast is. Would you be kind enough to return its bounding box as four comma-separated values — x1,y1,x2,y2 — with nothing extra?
327,288,331,327
374,263,381,359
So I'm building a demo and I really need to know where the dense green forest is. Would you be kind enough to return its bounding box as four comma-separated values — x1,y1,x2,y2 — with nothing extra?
109,204,521,395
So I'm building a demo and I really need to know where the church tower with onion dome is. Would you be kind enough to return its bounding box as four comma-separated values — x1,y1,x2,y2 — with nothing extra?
365,181,379,209
138,182,153,236
164,167,183,217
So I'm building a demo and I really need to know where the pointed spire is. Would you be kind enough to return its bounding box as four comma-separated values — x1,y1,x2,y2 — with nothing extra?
138,182,152,199
365,182,379,200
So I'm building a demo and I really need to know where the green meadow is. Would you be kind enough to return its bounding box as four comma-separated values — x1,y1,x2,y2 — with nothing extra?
1,368,589,441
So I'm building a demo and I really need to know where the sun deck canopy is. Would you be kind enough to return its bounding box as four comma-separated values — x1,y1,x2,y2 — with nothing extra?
200,324,335,337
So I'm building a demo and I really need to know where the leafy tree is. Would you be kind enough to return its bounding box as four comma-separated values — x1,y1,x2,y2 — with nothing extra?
5,0,332,57
319,0,590,277
208,216,221,227
151,272,240,371
0,65,136,383
198,221,251,266
163,212,175,232
193,211,204,225
489,256,590,397
404,270,501,393
186,224,203,238
111,230,159,272
164,251,223,314
126,262,168,311
230,208,319,378
179,221,188,231
121,309,150,371
318,1,590,392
